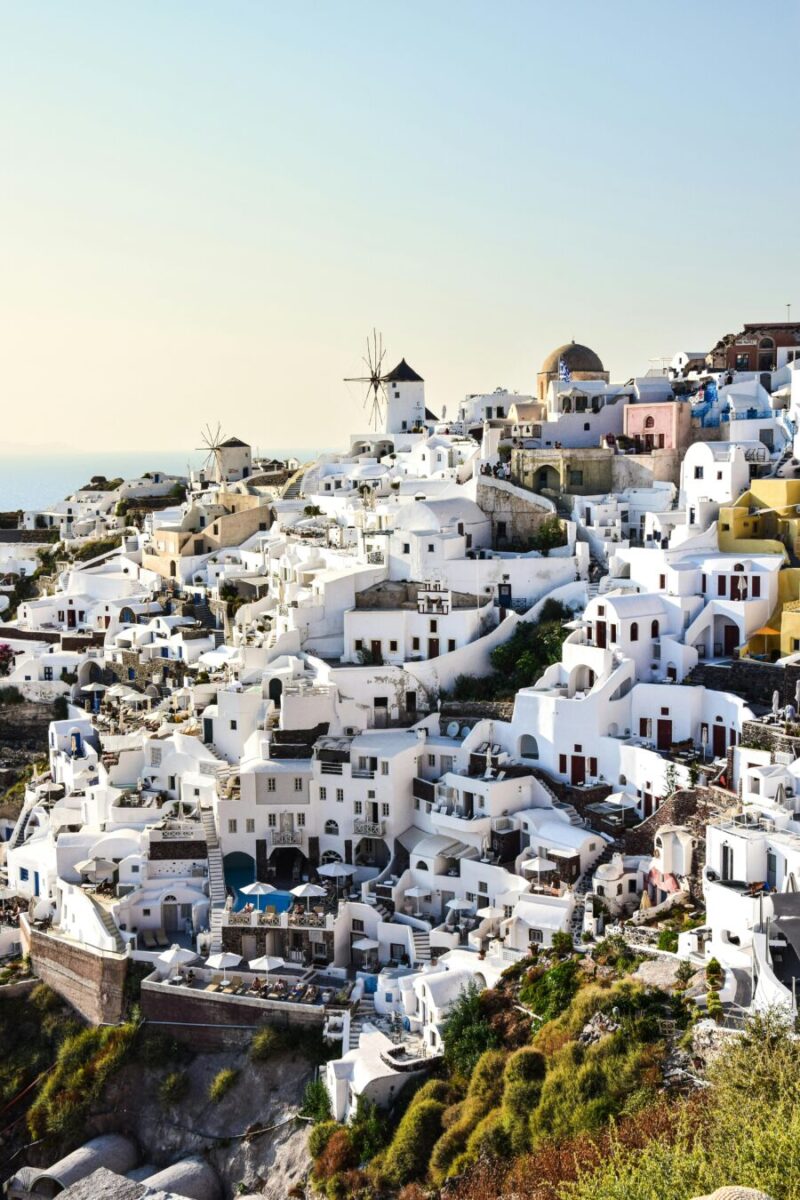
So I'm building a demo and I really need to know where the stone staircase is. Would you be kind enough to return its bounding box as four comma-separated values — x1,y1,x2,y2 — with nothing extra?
87,893,127,953
348,994,376,1050
411,928,431,965
201,804,227,953
569,840,620,940
282,469,306,500
8,800,35,851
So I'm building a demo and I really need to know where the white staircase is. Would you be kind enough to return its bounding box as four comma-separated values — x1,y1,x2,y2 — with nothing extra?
411,929,431,965
201,804,227,953
8,799,36,851
348,994,376,1050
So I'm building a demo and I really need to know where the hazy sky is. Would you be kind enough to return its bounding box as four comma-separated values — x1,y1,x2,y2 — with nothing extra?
2,1,798,453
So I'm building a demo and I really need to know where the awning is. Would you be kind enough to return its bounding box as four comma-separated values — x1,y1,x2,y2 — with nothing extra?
352,937,380,952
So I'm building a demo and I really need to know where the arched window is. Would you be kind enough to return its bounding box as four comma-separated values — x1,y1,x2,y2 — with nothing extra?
759,337,775,349
324,819,339,836
321,850,343,864
733,562,744,572
415,860,429,871
519,734,539,760
644,415,655,429
630,621,639,641
651,619,660,638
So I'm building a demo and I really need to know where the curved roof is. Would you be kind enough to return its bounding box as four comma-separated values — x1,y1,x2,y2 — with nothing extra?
540,341,604,374
33,1134,138,1192
144,1156,222,1200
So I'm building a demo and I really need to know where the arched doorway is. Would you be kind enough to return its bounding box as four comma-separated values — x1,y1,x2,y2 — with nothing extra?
535,465,560,493
268,677,283,707
519,734,539,760
223,850,255,908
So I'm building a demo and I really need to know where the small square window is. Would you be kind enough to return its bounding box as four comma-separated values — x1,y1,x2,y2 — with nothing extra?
389,640,398,652
230,719,237,731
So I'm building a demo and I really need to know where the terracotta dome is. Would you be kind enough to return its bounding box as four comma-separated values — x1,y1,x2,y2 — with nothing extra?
540,341,605,374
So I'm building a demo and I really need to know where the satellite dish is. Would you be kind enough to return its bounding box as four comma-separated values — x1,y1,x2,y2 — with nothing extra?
446,721,460,739
460,725,471,738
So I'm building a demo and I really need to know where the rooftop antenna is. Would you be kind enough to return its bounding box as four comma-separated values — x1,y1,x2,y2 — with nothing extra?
788,303,792,322
345,329,388,431
197,423,227,481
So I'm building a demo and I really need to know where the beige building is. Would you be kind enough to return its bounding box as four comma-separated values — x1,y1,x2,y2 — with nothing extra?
536,341,609,402
143,492,272,581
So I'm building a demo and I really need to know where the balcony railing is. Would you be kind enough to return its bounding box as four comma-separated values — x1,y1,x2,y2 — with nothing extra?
352,768,375,780
354,819,384,837
271,829,304,845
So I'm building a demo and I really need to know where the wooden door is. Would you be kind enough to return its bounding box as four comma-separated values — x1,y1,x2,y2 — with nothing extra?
371,640,382,660
724,624,738,656
428,638,439,658
657,719,673,751
713,723,726,757
595,621,607,649
67,608,76,628
571,756,585,786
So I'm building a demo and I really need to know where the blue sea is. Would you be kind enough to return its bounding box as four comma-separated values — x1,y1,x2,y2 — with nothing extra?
0,449,321,511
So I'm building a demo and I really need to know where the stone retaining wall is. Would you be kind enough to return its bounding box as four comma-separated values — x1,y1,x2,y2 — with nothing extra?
28,926,128,1025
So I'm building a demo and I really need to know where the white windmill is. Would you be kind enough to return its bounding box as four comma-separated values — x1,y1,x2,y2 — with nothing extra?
345,329,389,432
197,423,227,483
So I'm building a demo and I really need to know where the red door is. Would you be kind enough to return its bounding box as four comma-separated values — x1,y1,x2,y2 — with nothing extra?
67,609,76,628
713,724,726,757
428,638,439,658
571,756,586,786
730,575,742,601
595,621,607,649
724,624,739,656
657,720,673,751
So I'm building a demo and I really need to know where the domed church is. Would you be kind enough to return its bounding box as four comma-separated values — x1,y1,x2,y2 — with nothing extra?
536,340,609,401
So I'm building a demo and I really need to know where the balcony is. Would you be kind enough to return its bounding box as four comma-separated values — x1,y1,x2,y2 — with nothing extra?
354,819,384,837
271,829,304,846
413,777,436,803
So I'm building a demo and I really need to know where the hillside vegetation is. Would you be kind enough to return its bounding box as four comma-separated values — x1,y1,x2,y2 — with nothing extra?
306,940,796,1200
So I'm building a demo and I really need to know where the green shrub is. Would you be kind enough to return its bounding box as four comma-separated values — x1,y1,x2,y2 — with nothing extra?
382,1098,446,1186
501,1047,547,1154
160,1070,189,1105
520,958,580,1022
251,1025,291,1061
28,1022,138,1138
429,1050,506,1183
0,686,23,705
208,1067,238,1102
551,931,575,958
309,1119,339,1159
443,984,500,1078
302,1078,333,1122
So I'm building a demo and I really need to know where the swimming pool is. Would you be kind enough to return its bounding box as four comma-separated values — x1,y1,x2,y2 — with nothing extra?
223,862,294,913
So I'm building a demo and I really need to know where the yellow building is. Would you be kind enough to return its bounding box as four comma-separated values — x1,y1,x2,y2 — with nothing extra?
718,479,800,560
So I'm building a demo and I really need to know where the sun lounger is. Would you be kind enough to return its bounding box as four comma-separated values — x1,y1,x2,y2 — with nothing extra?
142,930,157,950
204,973,223,992
155,928,169,948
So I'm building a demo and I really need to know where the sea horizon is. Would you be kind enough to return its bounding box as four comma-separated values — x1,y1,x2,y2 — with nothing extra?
0,448,324,512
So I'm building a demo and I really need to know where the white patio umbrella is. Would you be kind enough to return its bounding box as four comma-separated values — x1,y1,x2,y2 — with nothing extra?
476,904,504,921
206,951,242,987
158,944,199,974
249,954,285,973
522,855,557,881
291,882,327,911
74,856,117,882
405,884,431,916
446,897,474,912
81,681,107,692
352,936,380,951
317,861,355,897
239,881,277,911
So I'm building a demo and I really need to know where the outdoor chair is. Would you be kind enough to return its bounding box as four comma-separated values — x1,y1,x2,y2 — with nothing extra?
155,928,169,948
142,930,157,949
204,973,223,992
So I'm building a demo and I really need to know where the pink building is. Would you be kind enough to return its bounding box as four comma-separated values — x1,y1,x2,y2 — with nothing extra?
623,401,691,453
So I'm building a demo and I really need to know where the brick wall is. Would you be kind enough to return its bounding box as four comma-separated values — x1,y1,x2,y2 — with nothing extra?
140,980,324,1048
687,659,800,710
29,927,128,1025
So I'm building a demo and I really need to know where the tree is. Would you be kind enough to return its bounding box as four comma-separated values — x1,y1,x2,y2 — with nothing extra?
530,516,567,556
443,984,500,1078
0,644,13,678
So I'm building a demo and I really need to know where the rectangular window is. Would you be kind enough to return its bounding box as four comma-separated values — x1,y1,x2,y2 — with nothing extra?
354,639,363,651
428,543,434,552
569,469,583,486
381,762,389,775
693,466,704,480
412,637,420,651
717,576,726,596
402,543,410,554
267,778,276,792
381,802,390,816
228,819,237,833
268,813,276,827
294,778,302,791
297,813,305,826
353,918,364,933
752,576,761,597
448,639,456,652
246,818,255,833
478,880,488,894
559,754,567,773
528,927,543,944
354,801,363,814
336,788,344,802
389,640,398,652
230,719,237,731
430,619,438,633
319,787,327,800
659,574,666,589
428,754,435,766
